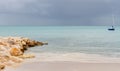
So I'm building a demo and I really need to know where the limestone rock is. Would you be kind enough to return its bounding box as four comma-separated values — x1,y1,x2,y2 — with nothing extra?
9,47,23,56
18,54,35,59
0,36,46,70
0,64,5,70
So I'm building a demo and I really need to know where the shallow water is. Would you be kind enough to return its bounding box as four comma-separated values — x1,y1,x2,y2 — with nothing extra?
1,26,120,58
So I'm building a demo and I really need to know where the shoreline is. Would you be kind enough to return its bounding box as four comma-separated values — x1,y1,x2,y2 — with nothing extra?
4,49,120,71
23,52,120,63
6,61,120,71
1,36,120,71
5,52,120,71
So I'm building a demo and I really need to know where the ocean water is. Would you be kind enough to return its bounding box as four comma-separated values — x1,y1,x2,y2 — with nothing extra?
1,26,120,58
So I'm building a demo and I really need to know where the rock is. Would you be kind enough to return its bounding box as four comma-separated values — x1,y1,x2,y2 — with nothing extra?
0,36,46,70
27,40,36,47
9,47,23,56
0,64,5,70
9,56,23,63
0,55,9,63
18,54,35,59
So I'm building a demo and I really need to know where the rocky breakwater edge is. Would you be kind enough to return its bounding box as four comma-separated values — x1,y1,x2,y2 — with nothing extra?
0,37,47,70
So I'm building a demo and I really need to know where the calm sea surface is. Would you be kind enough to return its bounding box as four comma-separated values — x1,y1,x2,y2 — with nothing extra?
0,26,120,57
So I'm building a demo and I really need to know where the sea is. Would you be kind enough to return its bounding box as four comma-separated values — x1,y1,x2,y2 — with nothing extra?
1,26,120,61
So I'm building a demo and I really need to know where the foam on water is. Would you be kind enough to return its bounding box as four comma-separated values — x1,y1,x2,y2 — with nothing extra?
24,52,120,63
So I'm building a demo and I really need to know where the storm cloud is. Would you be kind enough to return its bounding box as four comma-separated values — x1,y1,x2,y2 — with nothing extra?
0,0,119,26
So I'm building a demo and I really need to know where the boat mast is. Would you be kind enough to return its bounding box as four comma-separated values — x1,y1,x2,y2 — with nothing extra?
112,14,115,26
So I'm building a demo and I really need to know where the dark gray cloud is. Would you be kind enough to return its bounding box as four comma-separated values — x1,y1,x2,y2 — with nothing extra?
0,0,119,26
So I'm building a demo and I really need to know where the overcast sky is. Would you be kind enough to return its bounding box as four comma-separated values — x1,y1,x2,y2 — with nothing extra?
0,0,119,26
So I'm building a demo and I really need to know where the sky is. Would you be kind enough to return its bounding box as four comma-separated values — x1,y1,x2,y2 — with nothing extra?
0,0,120,26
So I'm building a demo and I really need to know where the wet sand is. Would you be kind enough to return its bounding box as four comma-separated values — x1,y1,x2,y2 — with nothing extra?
6,61,120,71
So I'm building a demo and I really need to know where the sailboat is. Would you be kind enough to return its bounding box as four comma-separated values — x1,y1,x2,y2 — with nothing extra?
108,26,115,31
108,15,115,31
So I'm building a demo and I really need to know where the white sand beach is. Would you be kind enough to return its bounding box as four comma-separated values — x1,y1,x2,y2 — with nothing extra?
6,61,120,71
5,52,120,71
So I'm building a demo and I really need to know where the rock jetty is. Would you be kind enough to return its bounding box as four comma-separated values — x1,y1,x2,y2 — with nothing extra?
0,37,45,70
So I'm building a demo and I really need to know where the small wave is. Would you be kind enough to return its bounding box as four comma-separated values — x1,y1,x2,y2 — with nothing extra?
25,52,120,63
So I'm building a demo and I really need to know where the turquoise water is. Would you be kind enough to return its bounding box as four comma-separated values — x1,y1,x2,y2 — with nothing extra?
1,26,120,57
